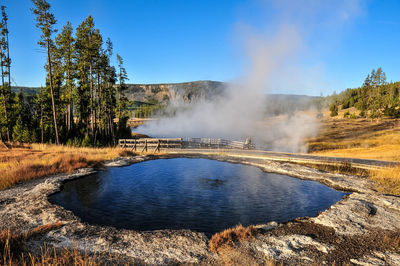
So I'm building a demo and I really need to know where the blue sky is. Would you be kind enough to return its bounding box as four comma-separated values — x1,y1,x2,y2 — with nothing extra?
4,0,400,96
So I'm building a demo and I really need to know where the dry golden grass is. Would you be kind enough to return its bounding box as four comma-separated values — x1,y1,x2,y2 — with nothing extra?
370,166,400,195
308,117,400,161
209,224,257,253
306,116,400,195
24,246,99,266
1,224,99,265
0,144,133,190
298,161,369,177
1,222,65,264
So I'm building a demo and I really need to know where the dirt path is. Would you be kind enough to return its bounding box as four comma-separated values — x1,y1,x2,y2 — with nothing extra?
167,148,399,169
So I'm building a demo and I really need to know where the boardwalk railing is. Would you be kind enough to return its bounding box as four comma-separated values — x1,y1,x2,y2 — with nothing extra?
118,137,255,151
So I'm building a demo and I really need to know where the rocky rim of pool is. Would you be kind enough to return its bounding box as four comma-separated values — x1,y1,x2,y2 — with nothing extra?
48,158,347,235
1,153,400,265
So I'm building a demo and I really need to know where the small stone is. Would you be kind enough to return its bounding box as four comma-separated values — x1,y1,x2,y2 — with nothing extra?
255,221,278,231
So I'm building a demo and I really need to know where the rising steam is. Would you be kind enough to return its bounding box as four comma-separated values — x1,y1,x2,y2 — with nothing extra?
137,0,362,152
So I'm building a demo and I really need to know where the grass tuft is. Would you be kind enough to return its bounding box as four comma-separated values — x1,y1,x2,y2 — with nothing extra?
209,224,256,253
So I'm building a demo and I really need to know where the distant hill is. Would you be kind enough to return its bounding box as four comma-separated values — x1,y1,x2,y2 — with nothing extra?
11,86,40,96
124,80,226,104
11,82,318,114
11,81,227,104
124,80,316,105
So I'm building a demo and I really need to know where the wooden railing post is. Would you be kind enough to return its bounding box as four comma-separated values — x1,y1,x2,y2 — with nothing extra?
141,139,147,153
153,139,160,152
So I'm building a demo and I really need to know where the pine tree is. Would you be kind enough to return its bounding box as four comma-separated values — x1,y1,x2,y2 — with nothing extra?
11,91,33,143
75,16,102,136
56,22,75,134
31,0,60,144
95,38,117,145
358,73,372,111
116,53,129,133
0,5,10,142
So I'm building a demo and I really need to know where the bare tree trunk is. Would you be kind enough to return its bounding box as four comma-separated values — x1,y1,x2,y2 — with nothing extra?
40,95,44,144
110,115,115,145
67,66,72,132
65,107,68,131
117,72,121,131
6,24,10,98
98,74,102,138
47,40,59,145
5,26,10,142
0,53,10,142
89,63,94,135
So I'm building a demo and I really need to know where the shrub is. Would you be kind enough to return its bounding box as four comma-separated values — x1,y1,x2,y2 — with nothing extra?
66,137,84,147
383,106,400,118
12,118,33,143
329,104,338,117
369,109,382,118
343,111,350,118
81,134,91,147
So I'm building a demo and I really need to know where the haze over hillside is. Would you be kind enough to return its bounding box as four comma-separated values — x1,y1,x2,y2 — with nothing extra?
12,80,316,107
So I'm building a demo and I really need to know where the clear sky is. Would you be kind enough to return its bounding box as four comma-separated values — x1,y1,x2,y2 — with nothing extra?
4,0,400,96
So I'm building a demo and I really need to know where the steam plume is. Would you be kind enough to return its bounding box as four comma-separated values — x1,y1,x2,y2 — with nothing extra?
137,0,363,152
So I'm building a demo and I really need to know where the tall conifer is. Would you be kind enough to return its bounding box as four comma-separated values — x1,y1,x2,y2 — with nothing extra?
31,0,59,144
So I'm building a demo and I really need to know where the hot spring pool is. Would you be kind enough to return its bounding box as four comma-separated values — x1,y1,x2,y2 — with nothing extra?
49,158,347,234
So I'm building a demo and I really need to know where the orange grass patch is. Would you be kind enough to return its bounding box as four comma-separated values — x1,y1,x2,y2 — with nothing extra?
209,224,257,253
25,222,64,239
0,144,133,190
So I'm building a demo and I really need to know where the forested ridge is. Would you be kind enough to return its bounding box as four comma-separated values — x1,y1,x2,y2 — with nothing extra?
328,68,400,118
0,0,130,146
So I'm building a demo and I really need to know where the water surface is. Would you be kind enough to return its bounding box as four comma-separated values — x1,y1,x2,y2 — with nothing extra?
49,158,346,234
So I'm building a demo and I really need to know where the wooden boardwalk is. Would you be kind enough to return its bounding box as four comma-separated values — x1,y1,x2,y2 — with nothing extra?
118,137,255,152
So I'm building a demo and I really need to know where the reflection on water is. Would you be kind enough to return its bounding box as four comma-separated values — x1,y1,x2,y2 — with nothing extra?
49,158,346,235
